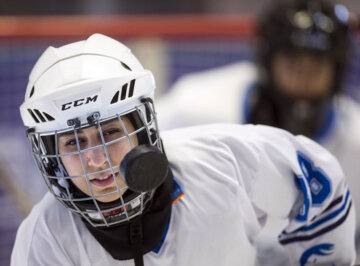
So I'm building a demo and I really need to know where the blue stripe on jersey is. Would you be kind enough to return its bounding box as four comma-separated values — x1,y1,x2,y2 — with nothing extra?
242,82,257,124
153,177,184,254
285,190,350,235
320,194,343,215
279,201,352,245
172,177,184,201
153,220,170,254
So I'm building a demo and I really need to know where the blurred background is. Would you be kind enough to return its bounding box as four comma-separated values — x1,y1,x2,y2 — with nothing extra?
0,0,359,265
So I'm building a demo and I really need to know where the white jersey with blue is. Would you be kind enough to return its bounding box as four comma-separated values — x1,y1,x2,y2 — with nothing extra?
11,124,355,265
156,62,360,258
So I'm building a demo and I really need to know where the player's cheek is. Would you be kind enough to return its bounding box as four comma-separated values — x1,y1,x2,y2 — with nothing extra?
108,141,132,164
72,177,82,188
62,154,83,176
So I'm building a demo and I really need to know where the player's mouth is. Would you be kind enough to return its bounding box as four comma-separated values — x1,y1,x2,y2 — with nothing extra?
90,172,119,187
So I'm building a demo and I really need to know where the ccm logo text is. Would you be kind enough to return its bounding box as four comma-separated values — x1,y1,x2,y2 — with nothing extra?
61,95,98,111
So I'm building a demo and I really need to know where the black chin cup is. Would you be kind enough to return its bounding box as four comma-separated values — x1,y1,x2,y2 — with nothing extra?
120,145,169,193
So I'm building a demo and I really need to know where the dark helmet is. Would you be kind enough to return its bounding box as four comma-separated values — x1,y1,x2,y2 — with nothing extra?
250,0,353,138
257,0,351,93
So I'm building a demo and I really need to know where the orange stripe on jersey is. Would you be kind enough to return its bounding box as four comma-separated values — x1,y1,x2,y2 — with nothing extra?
172,192,185,205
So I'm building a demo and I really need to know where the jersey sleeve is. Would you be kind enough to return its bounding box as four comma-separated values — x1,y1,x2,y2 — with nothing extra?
222,124,356,265
11,217,74,266
10,195,78,266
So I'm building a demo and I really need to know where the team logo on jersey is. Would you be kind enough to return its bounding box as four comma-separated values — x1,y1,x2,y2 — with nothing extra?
300,243,334,266
295,151,332,222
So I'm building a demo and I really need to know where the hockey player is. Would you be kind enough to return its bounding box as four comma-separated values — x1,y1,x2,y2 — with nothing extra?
11,34,355,265
156,0,360,261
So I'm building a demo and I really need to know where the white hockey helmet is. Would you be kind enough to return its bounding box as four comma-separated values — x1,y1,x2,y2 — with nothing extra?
20,34,163,227
21,33,155,132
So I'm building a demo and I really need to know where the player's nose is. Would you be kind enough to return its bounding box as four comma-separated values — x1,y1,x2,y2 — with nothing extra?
85,145,108,169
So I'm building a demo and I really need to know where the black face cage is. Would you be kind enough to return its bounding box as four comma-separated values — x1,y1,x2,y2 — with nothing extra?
27,99,162,227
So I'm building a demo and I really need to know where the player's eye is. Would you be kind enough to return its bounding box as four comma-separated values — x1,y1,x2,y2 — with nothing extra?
103,128,121,136
102,128,124,143
65,139,77,146
65,138,85,146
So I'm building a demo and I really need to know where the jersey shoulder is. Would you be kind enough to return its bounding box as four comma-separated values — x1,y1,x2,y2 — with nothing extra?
162,122,341,176
162,123,296,146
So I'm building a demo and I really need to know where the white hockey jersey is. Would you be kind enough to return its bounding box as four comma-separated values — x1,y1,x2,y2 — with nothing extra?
11,124,355,266
156,62,360,256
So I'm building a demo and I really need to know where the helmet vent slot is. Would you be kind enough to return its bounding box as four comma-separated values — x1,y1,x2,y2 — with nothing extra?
29,86,35,98
129,79,135,97
110,79,136,105
28,109,40,123
121,62,132,71
27,109,55,123
121,83,128,100
34,109,46,123
43,112,55,121
111,91,120,104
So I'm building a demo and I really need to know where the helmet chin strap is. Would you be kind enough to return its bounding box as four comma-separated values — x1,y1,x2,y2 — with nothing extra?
130,217,144,266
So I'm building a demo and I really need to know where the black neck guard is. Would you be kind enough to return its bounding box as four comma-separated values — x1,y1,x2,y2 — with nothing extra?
84,171,173,262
